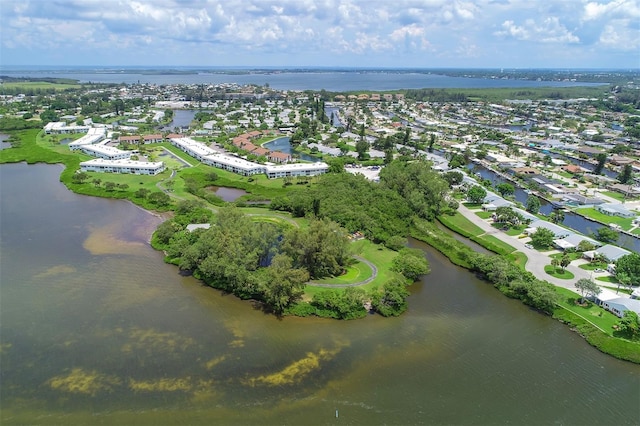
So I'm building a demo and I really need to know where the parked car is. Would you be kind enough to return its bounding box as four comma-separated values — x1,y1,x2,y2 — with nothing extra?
524,244,533,249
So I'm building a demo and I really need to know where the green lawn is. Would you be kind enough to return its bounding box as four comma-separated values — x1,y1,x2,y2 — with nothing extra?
2,81,81,91
554,287,621,336
633,228,640,236
596,276,620,283
600,191,630,202
303,239,402,297
574,207,634,231
579,261,607,271
438,212,484,237
506,251,528,270
550,252,582,261
472,234,516,254
544,265,575,279
475,211,492,219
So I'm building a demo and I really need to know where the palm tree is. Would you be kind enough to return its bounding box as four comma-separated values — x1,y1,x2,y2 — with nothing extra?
550,210,565,224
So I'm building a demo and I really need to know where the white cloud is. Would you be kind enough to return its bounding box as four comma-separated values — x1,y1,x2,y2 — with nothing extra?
496,17,580,44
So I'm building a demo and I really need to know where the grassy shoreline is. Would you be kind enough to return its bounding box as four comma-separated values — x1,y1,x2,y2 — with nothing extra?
430,212,640,364
3,129,638,363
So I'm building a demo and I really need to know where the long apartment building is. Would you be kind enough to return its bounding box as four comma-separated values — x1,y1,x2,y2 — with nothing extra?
170,137,328,178
80,158,165,175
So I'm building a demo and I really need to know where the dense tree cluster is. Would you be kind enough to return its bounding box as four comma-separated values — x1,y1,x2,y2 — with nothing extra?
468,253,558,313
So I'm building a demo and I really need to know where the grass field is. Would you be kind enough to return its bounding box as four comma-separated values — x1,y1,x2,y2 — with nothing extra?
1,81,81,91
437,212,484,237
574,207,634,231
304,239,401,297
554,287,620,336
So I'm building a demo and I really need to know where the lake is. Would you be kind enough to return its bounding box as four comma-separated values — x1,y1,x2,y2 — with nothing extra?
1,163,638,425
0,70,608,91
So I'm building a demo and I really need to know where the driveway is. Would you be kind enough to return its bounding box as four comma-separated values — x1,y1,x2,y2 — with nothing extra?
456,203,598,294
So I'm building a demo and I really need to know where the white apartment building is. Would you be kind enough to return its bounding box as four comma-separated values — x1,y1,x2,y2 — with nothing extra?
80,159,165,175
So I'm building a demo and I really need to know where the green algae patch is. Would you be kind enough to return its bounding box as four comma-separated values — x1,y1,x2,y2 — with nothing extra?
47,368,121,396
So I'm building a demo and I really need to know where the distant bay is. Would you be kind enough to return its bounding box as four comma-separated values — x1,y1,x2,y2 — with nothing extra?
0,69,608,91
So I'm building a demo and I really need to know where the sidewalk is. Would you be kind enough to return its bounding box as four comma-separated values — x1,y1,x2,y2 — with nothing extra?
456,203,600,294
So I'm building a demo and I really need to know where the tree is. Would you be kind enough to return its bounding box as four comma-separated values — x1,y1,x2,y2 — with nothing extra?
427,133,436,152
373,277,410,317
355,139,369,160
618,311,640,339
261,254,309,314
615,253,640,287
594,153,607,175
530,227,555,249
494,206,524,227
118,183,129,191
551,256,561,270
575,278,601,303
595,227,619,244
104,181,117,191
443,171,463,187
71,172,89,184
391,248,430,281
496,183,515,198
92,178,102,188
525,196,541,214
576,240,595,253
467,185,487,204
617,164,633,184
549,210,565,224
135,188,151,199
148,191,171,207
560,253,571,271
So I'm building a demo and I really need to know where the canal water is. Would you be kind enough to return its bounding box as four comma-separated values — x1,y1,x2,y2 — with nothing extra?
469,163,640,253
1,163,638,425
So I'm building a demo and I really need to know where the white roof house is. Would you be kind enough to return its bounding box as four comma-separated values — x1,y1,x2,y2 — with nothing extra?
553,233,602,251
80,144,131,161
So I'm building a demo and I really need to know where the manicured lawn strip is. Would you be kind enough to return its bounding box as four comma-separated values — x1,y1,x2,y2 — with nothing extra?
544,265,574,279
632,228,640,235
437,213,484,238
471,234,516,254
505,226,526,236
550,252,582,261
552,298,640,363
506,251,528,270
601,285,631,295
554,287,620,334
573,207,634,231
475,211,492,219
596,276,620,283
600,191,628,202
579,262,607,271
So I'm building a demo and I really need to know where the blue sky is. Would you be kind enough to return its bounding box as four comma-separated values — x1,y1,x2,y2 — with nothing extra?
1,0,638,68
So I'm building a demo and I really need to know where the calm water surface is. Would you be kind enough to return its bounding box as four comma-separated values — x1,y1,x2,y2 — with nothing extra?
1,163,638,425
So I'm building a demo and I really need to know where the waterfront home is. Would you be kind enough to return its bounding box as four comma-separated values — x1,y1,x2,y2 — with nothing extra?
595,203,636,218
268,151,292,164
553,233,602,251
525,220,572,238
80,158,165,175
606,183,640,198
594,289,640,318
202,154,265,176
583,244,631,263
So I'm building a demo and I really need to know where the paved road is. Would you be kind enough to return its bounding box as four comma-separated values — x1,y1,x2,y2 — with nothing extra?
456,203,595,294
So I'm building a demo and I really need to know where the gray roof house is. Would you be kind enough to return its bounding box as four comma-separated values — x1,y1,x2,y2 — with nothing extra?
595,291,640,318
553,233,602,250
595,203,636,218
584,244,632,262
525,220,572,238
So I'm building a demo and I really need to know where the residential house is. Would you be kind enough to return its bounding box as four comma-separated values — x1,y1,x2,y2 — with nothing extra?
595,203,636,218
268,151,292,164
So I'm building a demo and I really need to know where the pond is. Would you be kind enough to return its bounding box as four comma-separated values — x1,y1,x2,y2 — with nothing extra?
263,137,323,163
207,186,248,202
